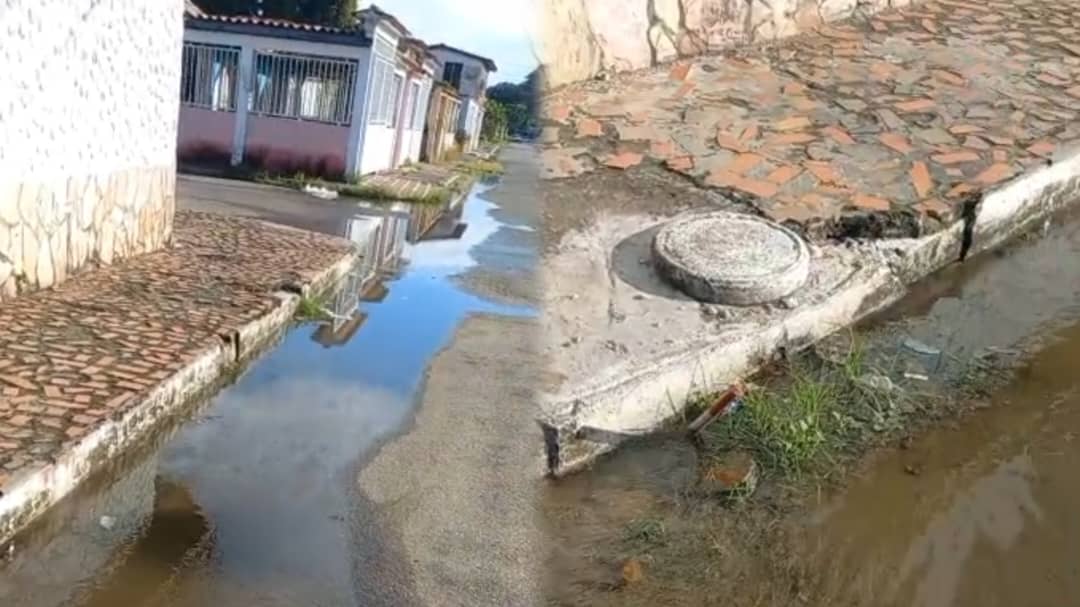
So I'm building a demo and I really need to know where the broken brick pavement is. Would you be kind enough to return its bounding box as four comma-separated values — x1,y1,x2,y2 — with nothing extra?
541,0,1080,240
0,210,355,541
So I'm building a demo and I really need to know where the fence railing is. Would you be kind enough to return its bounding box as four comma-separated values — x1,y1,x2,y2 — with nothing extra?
180,42,241,111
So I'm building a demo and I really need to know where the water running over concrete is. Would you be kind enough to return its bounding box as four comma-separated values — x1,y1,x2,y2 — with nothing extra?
0,150,537,607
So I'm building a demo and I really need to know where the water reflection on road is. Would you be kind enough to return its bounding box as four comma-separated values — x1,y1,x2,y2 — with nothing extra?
0,174,535,607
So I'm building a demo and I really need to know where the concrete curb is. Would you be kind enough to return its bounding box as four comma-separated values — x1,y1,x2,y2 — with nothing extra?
0,248,361,545
540,148,1080,477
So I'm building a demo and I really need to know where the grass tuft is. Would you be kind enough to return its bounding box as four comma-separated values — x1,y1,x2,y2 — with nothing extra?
295,294,330,321
256,171,454,205
700,337,912,478
623,518,666,546
455,158,504,176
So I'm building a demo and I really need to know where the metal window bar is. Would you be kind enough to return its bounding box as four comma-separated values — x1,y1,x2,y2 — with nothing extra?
180,42,241,111
370,59,397,126
251,50,358,125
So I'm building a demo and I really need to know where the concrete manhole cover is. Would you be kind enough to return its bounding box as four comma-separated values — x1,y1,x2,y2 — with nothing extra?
652,211,810,305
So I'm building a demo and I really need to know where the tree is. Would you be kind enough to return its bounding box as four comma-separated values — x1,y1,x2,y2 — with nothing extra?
486,68,541,137
482,101,509,142
195,0,356,26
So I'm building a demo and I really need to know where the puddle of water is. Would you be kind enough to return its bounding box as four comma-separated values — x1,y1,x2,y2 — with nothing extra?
542,213,1080,606
0,166,536,607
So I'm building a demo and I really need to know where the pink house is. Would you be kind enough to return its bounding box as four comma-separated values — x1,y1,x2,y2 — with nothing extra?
177,4,438,180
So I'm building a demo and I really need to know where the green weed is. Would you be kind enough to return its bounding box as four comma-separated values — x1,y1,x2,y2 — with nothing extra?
295,295,329,321
700,338,910,477
623,518,666,546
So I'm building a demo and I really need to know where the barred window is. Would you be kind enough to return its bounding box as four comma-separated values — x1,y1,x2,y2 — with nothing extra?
251,51,358,125
442,62,463,89
180,42,240,111
369,58,404,126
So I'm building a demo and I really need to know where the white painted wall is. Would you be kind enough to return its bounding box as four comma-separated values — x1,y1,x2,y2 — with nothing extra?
430,48,491,100
396,76,432,165
356,25,402,175
0,0,185,181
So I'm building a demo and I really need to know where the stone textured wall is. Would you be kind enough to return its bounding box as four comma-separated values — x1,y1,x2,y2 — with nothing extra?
0,0,184,301
540,0,912,87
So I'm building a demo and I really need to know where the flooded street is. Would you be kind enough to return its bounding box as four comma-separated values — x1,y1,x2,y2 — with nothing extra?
0,145,538,607
544,211,1080,607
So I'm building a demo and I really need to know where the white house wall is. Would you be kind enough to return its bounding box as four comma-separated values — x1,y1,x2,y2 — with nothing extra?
0,0,184,300
430,50,489,99
398,77,432,165
356,25,402,175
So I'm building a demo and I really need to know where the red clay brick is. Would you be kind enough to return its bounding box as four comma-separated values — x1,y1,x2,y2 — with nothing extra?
729,153,766,175
739,125,760,142
666,156,694,172
804,161,842,185
669,62,692,81
1027,141,1056,157
916,198,953,221
576,118,603,138
822,125,855,145
768,133,818,146
895,98,936,112
715,131,748,152
733,178,780,198
932,151,981,165
973,162,1016,184
649,140,677,158
852,193,891,211
947,183,977,198
767,165,802,185
910,161,934,198
880,133,913,154
773,116,813,131
0,374,36,391
604,152,644,170
931,69,966,86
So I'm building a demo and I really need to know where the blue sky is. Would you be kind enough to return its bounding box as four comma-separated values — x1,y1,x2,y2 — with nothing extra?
375,0,537,84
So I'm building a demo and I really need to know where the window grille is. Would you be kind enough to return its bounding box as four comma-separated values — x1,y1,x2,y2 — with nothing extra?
180,42,241,111
251,51,358,125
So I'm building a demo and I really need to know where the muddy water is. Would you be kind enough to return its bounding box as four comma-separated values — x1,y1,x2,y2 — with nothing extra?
545,213,1080,606
0,154,537,607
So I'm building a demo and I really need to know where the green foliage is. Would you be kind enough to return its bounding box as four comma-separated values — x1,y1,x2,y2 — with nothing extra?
295,294,329,321
702,337,913,477
623,518,666,546
486,68,541,137
195,0,356,26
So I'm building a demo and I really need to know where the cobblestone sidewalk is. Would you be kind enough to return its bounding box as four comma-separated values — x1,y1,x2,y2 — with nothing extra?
542,0,1080,238
0,211,351,489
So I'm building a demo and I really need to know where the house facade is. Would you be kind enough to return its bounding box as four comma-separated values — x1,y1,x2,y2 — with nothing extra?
0,0,184,302
429,44,497,152
177,4,436,180
422,82,463,163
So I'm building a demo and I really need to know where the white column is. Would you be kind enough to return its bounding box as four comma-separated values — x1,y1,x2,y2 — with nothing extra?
345,53,375,178
230,45,254,166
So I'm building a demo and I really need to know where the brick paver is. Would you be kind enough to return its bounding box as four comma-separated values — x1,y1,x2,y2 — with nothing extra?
0,211,351,488
364,162,465,202
542,0,1080,237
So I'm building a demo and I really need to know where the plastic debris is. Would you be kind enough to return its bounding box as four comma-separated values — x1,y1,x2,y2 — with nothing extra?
856,373,896,393
99,515,116,530
687,380,747,434
901,337,941,356
302,184,339,200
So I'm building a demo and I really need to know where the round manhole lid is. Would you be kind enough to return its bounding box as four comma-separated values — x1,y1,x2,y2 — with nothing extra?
652,211,810,305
